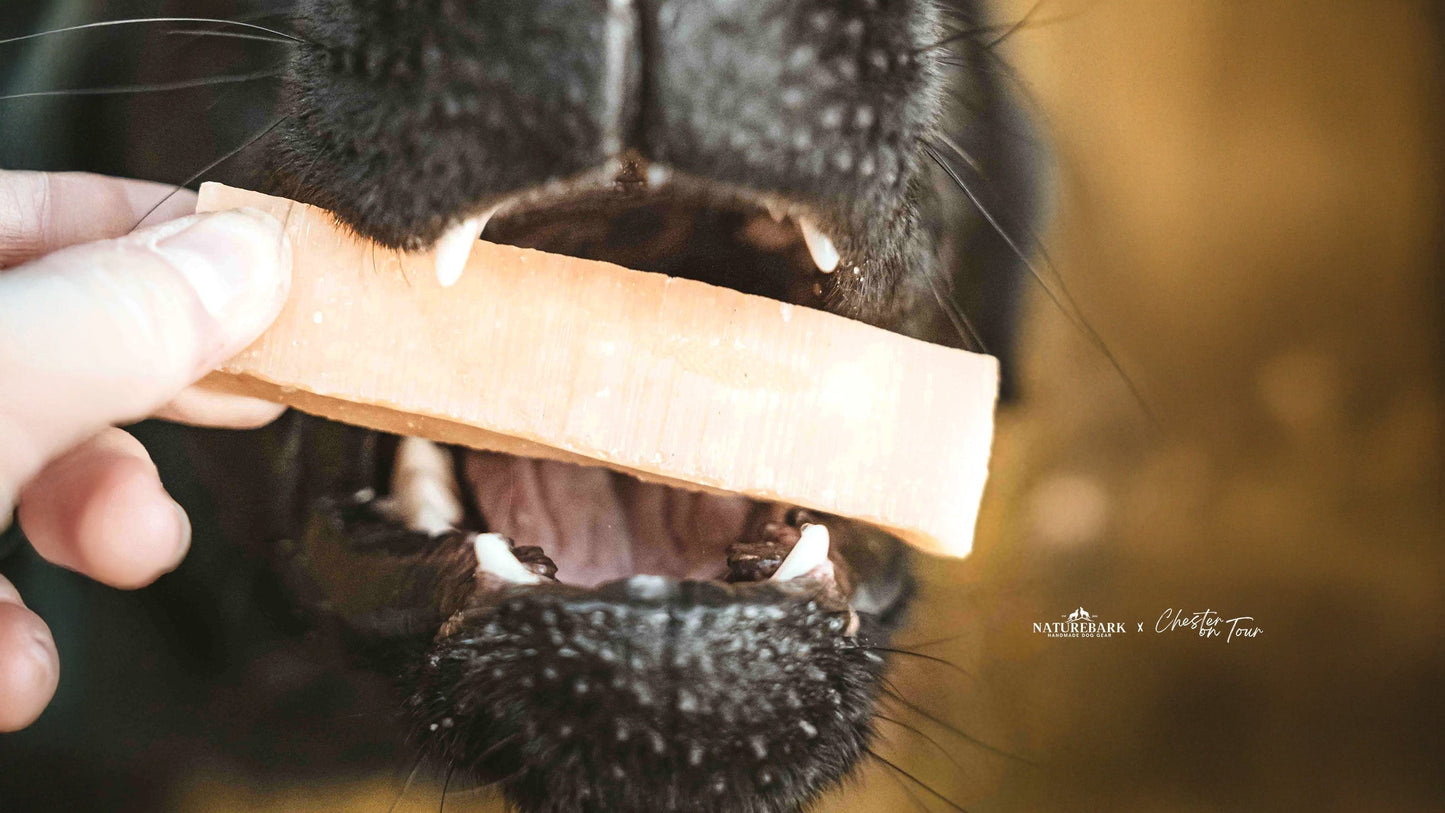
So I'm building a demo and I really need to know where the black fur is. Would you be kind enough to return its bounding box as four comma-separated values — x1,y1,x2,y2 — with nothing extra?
408,578,887,813
274,0,945,330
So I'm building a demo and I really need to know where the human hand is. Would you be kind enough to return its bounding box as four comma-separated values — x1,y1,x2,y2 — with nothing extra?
0,171,292,731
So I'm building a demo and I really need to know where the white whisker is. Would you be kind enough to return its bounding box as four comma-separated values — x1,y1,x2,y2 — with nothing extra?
0,68,284,103
0,17,305,47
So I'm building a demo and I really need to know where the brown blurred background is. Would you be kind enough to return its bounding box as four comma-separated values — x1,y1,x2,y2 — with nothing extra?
2,1,1441,811
865,2,1443,811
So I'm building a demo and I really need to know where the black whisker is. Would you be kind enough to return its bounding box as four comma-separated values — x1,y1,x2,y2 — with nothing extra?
984,0,1048,49
439,767,451,813
924,141,1160,428
879,679,1034,765
935,133,984,174
164,29,297,46
0,17,307,47
893,632,969,650
917,19,1005,56
861,646,978,680
0,68,282,102
920,0,1084,56
883,763,936,813
280,151,328,233
867,748,971,813
915,9,1034,55
467,732,520,770
388,755,427,813
131,114,290,231
436,781,500,800
924,143,1061,320
872,734,937,812
202,78,257,116
486,763,531,789
875,713,971,774
927,272,989,353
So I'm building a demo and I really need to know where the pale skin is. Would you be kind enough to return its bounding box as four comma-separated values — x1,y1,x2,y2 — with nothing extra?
0,170,294,731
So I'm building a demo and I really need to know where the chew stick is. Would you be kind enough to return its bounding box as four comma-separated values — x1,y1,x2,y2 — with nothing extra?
197,184,998,558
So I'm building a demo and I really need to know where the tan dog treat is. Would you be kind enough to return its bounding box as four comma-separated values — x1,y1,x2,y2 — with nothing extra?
197,183,998,557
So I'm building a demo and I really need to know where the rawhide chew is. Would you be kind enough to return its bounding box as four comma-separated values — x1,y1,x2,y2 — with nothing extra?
197,183,998,558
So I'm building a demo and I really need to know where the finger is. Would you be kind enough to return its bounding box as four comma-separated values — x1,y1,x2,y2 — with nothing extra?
0,207,291,522
0,171,198,268
154,383,287,429
16,428,190,590
0,573,60,732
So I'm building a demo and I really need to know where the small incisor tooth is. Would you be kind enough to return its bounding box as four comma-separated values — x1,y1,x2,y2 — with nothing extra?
771,523,832,582
473,532,544,585
799,218,840,273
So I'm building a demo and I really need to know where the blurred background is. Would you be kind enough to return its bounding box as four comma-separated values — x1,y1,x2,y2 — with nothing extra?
1,1,1441,811
895,2,1443,811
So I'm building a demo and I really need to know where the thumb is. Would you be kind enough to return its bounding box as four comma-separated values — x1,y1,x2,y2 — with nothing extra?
0,208,291,514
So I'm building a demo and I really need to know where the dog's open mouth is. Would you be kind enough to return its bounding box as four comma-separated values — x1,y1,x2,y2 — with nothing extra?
433,165,853,585
373,434,855,595
267,0,947,645
279,167,916,646
449,157,847,304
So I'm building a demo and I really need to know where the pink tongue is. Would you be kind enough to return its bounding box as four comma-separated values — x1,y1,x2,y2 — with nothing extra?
463,451,759,586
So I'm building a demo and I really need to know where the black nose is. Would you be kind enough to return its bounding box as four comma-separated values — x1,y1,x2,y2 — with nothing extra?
405,577,886,813
274,0,941,250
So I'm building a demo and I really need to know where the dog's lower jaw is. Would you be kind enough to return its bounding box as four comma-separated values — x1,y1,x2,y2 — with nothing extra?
261,416,915,813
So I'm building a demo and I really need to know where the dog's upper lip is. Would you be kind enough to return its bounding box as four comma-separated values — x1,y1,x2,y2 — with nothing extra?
419,160,851,288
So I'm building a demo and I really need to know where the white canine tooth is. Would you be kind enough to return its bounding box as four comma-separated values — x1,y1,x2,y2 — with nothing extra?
771,523,832,582
472,532,543,585
799,219,840,273
433,211,493,288
387,437,463,535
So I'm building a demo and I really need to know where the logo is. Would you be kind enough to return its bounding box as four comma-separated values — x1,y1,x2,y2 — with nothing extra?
1155,608,1263,642
1030,605,1263,642
1032,607,1127,638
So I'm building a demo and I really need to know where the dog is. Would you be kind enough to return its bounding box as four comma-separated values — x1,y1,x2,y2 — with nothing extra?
0,2,1045,811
